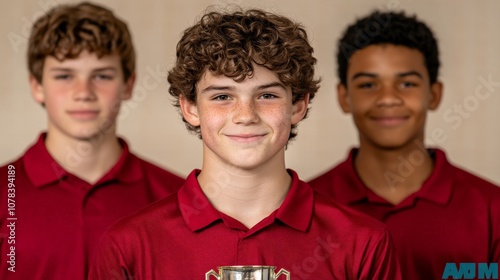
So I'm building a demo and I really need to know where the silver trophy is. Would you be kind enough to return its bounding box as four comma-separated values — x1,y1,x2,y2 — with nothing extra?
205,265,290,280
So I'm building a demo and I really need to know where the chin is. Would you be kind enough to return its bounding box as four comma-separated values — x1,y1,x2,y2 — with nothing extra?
377,145,407,151
69,130,106,142
223,158,263,171
371,139,416,151
229,162,260,170
75,124,115,139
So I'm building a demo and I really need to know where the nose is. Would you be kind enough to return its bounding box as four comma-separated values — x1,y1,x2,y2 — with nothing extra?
375,85,403,107
73,79,96,101
232,99,259,124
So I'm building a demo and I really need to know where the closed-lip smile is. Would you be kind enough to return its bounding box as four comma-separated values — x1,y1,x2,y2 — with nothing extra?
226,133,267,143
370,115,409,126
67,110,100,120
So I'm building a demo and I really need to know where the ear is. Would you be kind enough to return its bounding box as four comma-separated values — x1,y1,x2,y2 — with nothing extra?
179,94,200,127
29,75,45,104
291,93,310,125
122,73,136,101
337,83,351,113
428,81,443,110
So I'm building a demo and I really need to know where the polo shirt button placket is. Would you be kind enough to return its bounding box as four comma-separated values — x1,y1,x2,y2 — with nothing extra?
235,231,254,264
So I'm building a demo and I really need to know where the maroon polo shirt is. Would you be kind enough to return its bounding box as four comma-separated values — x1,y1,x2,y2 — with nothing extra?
0,133,184,280
309,148,500,280
89,169,401,280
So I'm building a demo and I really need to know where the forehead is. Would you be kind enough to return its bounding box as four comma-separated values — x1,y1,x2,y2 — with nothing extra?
43,51,121,71
347,44,427,77
197,64,286,90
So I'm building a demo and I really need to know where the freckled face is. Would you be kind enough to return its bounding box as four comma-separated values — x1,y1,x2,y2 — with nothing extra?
180,64,308,170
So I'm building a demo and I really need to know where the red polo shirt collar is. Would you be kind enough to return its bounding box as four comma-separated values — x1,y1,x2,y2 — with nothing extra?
337,148,453,207
178,169,314,233
23,133,143,188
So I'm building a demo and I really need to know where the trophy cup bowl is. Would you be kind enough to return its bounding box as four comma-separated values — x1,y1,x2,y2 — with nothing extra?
205,265,290,280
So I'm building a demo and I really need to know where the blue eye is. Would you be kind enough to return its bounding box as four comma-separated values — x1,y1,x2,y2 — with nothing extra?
260,93,277,99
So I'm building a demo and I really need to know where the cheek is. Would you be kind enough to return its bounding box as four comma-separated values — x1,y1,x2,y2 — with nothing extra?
200,105,224,122
42,86,66,107
105,97,123,118
268,106,293,135
198,106,226,135
349,98,372,115
406,95,429,113
101,86,126,115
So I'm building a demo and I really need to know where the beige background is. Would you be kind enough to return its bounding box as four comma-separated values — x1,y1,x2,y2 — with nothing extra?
1,0,499,185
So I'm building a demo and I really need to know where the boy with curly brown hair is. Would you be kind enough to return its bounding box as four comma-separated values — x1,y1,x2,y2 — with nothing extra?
0,2,183,280
89,8,401,279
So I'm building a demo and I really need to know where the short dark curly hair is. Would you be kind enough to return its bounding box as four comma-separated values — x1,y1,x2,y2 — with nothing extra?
337,10,440,85
28,2,135,83
168,8,320,141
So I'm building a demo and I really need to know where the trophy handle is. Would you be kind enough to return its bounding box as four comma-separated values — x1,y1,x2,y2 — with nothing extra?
275,268,290,280
205,269,221,280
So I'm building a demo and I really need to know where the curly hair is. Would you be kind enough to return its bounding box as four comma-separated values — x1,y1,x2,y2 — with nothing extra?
337,10,440,85
168,8,320,140
28,2,135,83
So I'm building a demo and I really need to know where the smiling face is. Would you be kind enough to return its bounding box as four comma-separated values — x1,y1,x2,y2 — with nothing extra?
338,44,442,150
30,51,135,142
180,64,308,171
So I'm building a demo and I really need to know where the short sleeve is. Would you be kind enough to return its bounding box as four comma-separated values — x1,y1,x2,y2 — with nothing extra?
359,229,402,280
88,231,132,280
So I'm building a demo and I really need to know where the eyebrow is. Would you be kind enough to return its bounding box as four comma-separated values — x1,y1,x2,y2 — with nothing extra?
256,81,287,91
200,81,287,94
397,71,423,79
48,67,118,72
351,71,424,80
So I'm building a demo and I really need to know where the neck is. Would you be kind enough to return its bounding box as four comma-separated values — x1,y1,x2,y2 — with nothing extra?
44,129,122,184
198,148,291,229
355,139,433,205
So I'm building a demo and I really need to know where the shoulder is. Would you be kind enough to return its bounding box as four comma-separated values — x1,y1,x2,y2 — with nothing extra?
308,149,355,184
92,192,183,269
1,144,29,169
309,165,340,183
449,162,500,197
309,158,350,186
107,192,181,240
128,152,184,184
308,153,358,200
0,161,15,171
314,191,387,236
0,156,24,179
312,191,396,274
